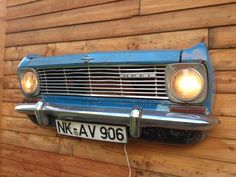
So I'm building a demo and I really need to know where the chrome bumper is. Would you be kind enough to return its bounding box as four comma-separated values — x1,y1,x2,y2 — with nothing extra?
15,101,219,138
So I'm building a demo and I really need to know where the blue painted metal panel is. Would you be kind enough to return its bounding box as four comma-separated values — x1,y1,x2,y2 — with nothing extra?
18,50,181,69
42,95,171,112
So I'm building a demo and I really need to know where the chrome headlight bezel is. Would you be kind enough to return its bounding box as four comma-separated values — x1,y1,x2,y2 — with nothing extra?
165,63,208,103
19,68,40,96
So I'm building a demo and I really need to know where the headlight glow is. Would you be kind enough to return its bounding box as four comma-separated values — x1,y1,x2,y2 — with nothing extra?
170,68,203,101
21,71,38,94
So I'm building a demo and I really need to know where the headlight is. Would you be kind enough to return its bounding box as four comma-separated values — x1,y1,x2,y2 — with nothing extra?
165,63,208,103
170,68,203,100
20,70,39,95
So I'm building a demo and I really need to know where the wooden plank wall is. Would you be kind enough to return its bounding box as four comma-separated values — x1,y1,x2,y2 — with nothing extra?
1,0,236,176
0,0,6,171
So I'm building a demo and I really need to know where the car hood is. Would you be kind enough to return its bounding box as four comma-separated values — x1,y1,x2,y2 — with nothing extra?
19,50,181,69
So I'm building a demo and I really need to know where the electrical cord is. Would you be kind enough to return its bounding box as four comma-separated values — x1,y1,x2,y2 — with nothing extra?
124,143,131,177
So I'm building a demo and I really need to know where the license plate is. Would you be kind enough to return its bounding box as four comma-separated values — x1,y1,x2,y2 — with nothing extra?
56,120,127,143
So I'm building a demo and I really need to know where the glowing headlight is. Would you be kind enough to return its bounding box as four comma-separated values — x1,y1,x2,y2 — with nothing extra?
21,71,39,95
170,68,204,101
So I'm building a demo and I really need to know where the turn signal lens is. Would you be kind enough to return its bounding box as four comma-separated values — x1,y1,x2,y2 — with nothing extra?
170,68,203,101
21,71,38,94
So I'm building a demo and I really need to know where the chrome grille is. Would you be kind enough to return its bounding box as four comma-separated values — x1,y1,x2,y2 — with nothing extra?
37,65,168,99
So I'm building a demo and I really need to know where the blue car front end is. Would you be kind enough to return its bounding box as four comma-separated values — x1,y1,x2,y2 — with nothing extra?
15,43,219,145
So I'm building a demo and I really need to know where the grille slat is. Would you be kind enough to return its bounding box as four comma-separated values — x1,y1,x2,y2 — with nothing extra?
40,86,166,91
41,92,169,99
37,67,166,73
38,71,165,76
40,89,167,94
40,83,165,87
37,65,168,99
39,75,166,79
39,79,166,83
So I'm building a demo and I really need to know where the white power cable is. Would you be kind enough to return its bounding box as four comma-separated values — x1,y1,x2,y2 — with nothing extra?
124,143,131,177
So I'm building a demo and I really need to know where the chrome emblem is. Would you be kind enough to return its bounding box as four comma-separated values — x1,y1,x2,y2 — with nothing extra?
120,72,156,78
81,55,94,63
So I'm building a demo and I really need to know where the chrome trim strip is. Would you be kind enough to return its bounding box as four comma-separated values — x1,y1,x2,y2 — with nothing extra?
40,86,167,91
15,102,219,131
38,71,166,76
38,93,169,99
39,83,166,87
37,67,166,73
